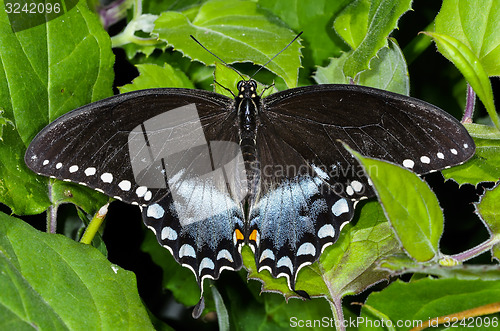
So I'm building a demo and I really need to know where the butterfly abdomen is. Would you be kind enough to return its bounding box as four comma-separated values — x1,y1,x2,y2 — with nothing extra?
236,81,261,199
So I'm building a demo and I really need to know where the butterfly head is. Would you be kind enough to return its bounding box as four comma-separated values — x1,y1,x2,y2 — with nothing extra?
237,80,259,100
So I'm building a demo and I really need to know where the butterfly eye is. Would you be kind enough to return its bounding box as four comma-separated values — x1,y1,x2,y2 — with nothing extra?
237,80,244,91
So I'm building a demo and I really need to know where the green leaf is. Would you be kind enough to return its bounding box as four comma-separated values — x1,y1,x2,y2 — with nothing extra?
333,0,412,79
257,0,350,69
357,39,409,95
0,212,153,330
360,278,500,330
153,0,301,88
0,0,114,215
442,124,500,185
119,63,195,93
435,0,500,76
346,146,444,262
424,31,500,130
314,38,410,95
476,183,500,260
319,201,402,298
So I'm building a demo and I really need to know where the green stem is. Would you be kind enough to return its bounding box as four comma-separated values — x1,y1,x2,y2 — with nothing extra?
80,203,110,245
403,20,434,65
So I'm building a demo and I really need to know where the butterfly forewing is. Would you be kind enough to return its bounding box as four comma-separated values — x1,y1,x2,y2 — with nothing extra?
26,88,237,205
260,84,475,200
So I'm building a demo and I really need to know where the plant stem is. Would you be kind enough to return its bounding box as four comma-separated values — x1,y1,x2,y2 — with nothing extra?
80,203,110,245
46,180,57,233
462,83,475,123
329,297,346,331
450,235,500,262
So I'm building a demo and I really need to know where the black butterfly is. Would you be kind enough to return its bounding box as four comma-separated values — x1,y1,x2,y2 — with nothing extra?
25,77,475,317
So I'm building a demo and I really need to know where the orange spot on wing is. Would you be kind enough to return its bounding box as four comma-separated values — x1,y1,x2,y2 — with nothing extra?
249,229,258,242
235,229,244,241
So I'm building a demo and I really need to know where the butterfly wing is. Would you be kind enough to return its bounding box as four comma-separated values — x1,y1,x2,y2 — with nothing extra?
25,88,246,293
261,84,475,200
248,84,475,291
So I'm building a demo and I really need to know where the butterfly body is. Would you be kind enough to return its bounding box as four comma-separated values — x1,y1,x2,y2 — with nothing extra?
25,81,475,315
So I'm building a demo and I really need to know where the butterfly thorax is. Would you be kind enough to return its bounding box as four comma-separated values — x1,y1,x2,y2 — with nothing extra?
236,80,261,200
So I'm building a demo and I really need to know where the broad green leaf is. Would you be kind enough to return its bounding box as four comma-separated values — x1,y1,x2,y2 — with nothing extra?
257,0,350,69
333,0,412,79
0,212,154,330
360,278,500,330
358,39,409,95
435,0,500,76
379,254,500,280
424,31,500,129
314,39,410,95
0,0,114,215
319,202,401,298
153,0,301,88
442,124,500,185
313,52,349,85
119,63,195,93
347,146,444,262
476,183,500,261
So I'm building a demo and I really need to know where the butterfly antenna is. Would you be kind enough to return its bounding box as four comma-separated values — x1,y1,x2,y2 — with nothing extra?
190,35,246,81
251,31,303,79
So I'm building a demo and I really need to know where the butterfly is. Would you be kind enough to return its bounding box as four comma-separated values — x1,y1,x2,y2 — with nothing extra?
25,53,475,318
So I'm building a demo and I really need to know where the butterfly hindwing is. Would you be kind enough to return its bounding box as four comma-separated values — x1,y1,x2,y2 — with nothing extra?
248,176,354,291
143,192,244,286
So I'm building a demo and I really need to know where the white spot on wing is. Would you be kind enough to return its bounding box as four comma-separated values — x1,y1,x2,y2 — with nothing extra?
346,186,354,196
144,191,152,201
350,180,363,193
297,242,316,256
259,249,275,263
43,160,49,166
199,257,215,272
101,173,113,183
136,186,147,197
118,180,131,191
56,162,62,169
277,256,293,272
331,198,349,216
147,203,165,219
161,226,177,240
437,152,444,159
85,167,96,176
420,156,430,164
69,165,78,173
403,159,414,168
318,224,335,238
179,244,196,258
217,249,234,262
464,143,469,148
451,148,458,155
